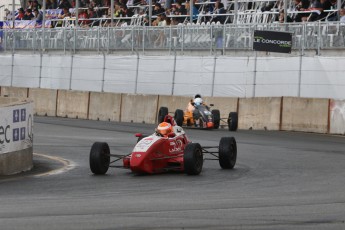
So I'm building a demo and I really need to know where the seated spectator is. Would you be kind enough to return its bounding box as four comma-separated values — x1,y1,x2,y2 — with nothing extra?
33,8,43,22
212,1,226,24
340,8,345,22
278,9,293,22
307,0,323,21
15,8,25,20
23,8,35,20
175,1,187,23
293,0,310,22
185,1,199,22
78,9,90,26
59,0,72,9
317,0,332,20
153,3,165,16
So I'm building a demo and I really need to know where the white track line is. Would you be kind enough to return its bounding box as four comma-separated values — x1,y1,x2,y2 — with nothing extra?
33,153,76,177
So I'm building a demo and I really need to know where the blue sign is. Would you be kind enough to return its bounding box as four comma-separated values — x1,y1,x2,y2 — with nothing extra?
21,109,26,121
13,109,20,123
13,128,19,142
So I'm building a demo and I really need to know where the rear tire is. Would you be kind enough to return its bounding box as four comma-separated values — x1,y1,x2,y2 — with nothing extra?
184,143,203,175
212,109,220,129
174,109,184,126
219,137,237,169
158,107,169,123
90,142,110,174
228,112,238,131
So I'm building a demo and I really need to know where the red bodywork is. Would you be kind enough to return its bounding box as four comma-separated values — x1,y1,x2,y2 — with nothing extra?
123,116,191,174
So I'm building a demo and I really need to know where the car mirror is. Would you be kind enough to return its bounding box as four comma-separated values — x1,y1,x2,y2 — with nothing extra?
135,133,142,138
209,104,214,107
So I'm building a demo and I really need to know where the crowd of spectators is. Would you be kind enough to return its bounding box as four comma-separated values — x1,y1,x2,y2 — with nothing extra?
2,0,345,28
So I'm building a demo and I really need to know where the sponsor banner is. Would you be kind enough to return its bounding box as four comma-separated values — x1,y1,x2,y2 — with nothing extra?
0,102,34,154
253,30,292,54
2,20,51,29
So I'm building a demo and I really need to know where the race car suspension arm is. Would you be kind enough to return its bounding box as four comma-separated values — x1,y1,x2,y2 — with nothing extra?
201,147,219,160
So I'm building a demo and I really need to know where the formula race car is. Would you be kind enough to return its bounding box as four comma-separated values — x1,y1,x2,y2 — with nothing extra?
158,106,238,131
89,115,237,175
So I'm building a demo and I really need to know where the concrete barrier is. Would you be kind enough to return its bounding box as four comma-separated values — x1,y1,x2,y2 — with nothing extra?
204,96,238,120
57,90,90,119
0,97,34,175
0,87,28,98
330,99,345,135
89,92,122,121
238,97,281,130
121,94,158,124
28,88,57,116
282,97,329,133
158,95,192,116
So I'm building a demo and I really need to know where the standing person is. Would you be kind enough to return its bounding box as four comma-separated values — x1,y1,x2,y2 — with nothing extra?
185,0,199,23
340,8,345,22
33,8,43,21
175,0,186,23
23,8,35,20
212,0,226,24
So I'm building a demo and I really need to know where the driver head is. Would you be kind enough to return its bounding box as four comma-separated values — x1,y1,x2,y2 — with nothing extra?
157,122,173,136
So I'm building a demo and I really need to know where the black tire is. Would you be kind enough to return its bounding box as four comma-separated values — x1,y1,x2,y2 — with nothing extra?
212,109,220,129
174,109,184,126
228,112,238,131
184,143,203,175
219,137,237,169
89,142,110,175
158,107,169,123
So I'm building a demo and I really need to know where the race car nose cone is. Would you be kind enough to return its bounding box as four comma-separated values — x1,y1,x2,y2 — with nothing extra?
207,122,214,128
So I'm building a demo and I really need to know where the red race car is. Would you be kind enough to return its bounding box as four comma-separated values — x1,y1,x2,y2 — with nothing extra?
89,115,237,175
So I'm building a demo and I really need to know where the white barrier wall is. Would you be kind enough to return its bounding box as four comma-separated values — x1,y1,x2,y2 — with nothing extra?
2,54,345,99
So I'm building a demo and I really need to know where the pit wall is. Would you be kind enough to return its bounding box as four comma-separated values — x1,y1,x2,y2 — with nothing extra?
1,86,344,136
0,95,34,175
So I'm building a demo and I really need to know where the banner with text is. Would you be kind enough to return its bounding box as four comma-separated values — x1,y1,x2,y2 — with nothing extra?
253,30,292,54
0,102,34,154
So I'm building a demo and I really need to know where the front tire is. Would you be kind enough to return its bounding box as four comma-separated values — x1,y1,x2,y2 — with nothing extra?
184,143,203,175
90,142,110,174
228,112,238,131
212,109,220,129
158,107,169,123
219,137,237,169
174,109,184,126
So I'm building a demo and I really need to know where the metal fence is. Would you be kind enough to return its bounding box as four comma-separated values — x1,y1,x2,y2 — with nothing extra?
1,21,345,54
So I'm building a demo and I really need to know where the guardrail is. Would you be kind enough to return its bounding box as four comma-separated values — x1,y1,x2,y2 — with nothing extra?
1,21,344,54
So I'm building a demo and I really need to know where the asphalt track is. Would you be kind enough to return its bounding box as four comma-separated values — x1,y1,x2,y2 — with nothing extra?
1,116,345,230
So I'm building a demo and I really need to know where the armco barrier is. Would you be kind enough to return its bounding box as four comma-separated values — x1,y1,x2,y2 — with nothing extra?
0,97,34,175
29,88,57,116
89,92,121,122
238,97,281,130
330,99,345,135
120,94,158,124
57,90,90,119
281,97,329,133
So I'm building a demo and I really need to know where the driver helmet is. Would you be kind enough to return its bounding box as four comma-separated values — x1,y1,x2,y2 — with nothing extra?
157,122,173,136
194,97,203,106
194,94,202,99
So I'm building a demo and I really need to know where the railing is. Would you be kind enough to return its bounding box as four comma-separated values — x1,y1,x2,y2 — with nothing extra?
1,21,345,54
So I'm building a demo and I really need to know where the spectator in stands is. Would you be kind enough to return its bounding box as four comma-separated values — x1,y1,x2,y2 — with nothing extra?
175,0,187,23
4,8,13,20
212,1,226,24
153,3,165,16
307,0,323,21
23,8,35,20
185,0,199,22
26,0,34,10
56,7,71,27
316,0,332,20
340,8,345,22
33,8,43,22
46,0,57,9
32,0,42,10
15,8,25,20
293,0,310,22
278,9,293,22
59,0,72,9
78,9,90,26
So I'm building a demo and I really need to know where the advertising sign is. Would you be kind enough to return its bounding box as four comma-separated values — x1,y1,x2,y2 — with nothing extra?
253,30,292,54
0,102,33,154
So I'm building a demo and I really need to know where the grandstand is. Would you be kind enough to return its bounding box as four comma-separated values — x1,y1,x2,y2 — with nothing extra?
0,0,345,53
